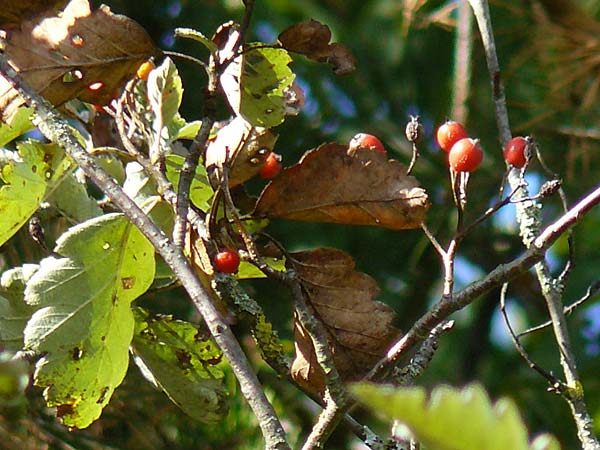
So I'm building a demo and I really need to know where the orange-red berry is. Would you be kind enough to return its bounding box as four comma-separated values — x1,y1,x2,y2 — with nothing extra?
436,121,468,152
448,138,483,172
214,249,241,274
504,136,528,168
349,133,386,153
259,152,282,179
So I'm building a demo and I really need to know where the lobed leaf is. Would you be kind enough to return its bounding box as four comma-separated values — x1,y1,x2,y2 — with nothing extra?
0,107,33,146
0,140,73,246
288,248,401,394
255,143,430,230
278,20,356,75
0,0,157,123
131,308,229,423
215,23,296,128
0,265,39,351
351,383,561,450
23,213,155,428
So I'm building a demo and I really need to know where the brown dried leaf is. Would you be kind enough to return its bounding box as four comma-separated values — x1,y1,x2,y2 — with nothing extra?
289,248,401,393
278,20,356,75
0,0,68,29
0,0,157,123
205,116,278,187
254,143,429,230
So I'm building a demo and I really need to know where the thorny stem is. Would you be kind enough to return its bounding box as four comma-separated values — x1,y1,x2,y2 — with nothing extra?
0,55,291,450
468,1,599,448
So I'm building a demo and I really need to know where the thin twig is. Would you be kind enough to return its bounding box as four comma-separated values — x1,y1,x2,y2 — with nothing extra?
0,55,291,450
367,183,600,381
461,2,600,447
499,283,566,391
518,281,600,337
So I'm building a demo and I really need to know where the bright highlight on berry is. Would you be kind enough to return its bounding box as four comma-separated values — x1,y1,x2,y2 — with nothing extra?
504,136,528,168
448,138,483,172
348,133,386,154
436,120,468,152
214,249,241,274
259,152,282,179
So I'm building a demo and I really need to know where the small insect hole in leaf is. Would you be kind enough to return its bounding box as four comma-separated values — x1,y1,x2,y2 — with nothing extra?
88,81,104,91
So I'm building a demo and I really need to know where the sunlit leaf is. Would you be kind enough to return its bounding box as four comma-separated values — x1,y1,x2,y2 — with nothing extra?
23,213,155,428
0,107,33,146
0,0,157,123
0,141,73,246
0,265,38,351
255,144,429,230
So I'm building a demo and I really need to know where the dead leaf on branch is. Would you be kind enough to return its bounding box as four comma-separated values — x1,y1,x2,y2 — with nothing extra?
289,248,401,394
204,116,278,188
254,143,430,230
278,20,356,75
0,0,157,123
0,0,68,29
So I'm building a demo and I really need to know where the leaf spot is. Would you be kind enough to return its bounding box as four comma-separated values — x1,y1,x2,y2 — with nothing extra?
102,242,110,250
71,347,84,360
96,386,110,404
121,277,135,289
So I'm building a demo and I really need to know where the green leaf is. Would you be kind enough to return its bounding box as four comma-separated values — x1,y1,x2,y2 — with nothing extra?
0,107,33,147
0,141,73,246
45,173,102,223
23,213,155,429
239,46,295,128
236,257,286,279
131,307,228,423
0,265,38,351
165,155,213,211
147,57,183,133
350,383,561,450
175,27,218,54
123,162,174,233
170,118,202,141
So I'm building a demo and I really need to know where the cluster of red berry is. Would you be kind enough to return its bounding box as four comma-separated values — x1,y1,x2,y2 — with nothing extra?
436,120,529,171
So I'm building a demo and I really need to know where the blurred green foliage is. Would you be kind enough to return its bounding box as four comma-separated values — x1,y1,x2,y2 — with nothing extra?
2,0,600,448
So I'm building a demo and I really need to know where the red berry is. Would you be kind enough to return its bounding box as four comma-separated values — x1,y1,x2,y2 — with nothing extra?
436,121,468,152
214,249,240,274
259,152,282,179
349,133,386,153
448,138,483,172
504,136,528,168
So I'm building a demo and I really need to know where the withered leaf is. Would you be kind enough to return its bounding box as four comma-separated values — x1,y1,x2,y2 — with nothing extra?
0,0,157,123
205,116,278,187
289,248,401,394
254,143,430,230
0,0,68,29
278,20,356,75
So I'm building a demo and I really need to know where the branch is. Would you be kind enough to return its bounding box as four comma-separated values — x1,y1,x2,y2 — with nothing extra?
0,55,290,450
368,183,600,381
465,2,600,447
